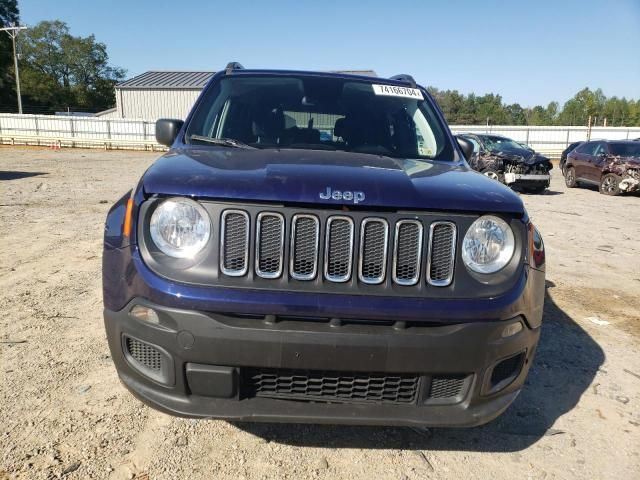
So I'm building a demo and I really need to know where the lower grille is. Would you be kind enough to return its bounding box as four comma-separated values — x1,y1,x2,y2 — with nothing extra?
428,375,467,399
125,337,162,372
243,368,420,405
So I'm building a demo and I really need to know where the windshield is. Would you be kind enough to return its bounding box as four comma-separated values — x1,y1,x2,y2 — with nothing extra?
186,75,452,160
480,135,527,153
609,142,640,157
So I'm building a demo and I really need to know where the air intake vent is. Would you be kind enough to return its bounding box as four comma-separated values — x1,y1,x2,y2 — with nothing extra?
427,375,469,403
125,337,162,372
290,214,320,280
243,368,420,405
359,218,388,284
255,212,284,278
122,335,174,385
392,220,423,285
324,216,354,282
427,222,456,286
220,210,250,276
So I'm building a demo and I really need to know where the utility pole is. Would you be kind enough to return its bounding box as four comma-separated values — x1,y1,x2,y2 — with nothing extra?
1,24,28,114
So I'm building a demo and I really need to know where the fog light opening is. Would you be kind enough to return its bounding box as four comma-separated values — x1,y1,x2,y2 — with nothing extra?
501,321,523,338
129,305,160,325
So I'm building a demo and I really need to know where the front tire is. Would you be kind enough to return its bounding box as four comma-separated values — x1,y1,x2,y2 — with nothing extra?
482,169,503,183
564,167,577,188
600,173,621,196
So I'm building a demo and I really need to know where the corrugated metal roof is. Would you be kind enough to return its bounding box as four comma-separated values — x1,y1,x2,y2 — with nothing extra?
117,71,215,89
117,69,378,89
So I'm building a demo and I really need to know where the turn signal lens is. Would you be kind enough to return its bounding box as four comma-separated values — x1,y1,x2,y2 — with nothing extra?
502,321,523,338
129,305,160,325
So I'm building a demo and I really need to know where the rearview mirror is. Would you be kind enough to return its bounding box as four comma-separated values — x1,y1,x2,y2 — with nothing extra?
156,118,184,147
455,136,474,161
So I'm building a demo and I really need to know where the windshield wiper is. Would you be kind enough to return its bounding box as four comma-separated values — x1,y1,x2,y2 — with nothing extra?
189,135,256,149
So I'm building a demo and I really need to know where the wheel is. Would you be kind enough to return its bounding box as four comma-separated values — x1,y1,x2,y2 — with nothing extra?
564,167,577,188
482,169,503,183
600,173,621,196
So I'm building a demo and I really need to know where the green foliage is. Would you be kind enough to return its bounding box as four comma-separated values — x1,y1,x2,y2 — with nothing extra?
16,20,126,113
0,0,19,110
429,87,639,127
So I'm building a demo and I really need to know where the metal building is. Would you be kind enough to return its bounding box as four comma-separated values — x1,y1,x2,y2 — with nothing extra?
97,69,377,121
98,71,215,120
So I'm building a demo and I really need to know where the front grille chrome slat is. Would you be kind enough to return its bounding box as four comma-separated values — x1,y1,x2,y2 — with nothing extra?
290,214,320,280
324,216,355,283
214,208,456,288
358,218,389,284
392,220,424,286
220,209,250,277
427,221,457,287
255,212,285,279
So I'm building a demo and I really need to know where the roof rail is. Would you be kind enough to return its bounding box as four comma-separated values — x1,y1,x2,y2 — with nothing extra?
225,62,245,74
390,74,416,88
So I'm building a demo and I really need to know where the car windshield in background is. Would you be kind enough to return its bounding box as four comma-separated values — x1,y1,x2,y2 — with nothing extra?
186,75,451,160
609,142,640,157
480,136,526,153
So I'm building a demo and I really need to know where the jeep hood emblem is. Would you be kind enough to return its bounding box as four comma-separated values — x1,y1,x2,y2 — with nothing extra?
319,187,365,204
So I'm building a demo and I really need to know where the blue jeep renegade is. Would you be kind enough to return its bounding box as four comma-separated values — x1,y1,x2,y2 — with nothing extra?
103,63,546,427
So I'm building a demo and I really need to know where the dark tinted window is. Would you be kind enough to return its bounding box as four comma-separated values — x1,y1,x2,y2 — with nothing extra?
186,75,452,161
608,142,640,157
593,143,609,156
574,142,598,155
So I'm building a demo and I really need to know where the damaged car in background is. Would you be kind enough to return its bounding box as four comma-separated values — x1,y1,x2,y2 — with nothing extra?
564,140,640,195
456,134,553,194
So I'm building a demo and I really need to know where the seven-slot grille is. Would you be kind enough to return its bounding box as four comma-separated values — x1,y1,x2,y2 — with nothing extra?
255,212,284,278
324,216,355,282
220,209,457,286
220,210,250,276
359,218,388,284
427,222,457,287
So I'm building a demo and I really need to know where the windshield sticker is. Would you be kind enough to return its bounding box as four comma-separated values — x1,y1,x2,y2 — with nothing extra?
372,84,423,99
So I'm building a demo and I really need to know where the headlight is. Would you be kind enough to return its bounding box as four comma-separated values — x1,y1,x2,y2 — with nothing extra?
149,198,211,258
461,215,515,274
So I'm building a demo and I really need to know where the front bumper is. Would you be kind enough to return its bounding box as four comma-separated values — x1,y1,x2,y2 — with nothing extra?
504,173,551,186
105,298,540,427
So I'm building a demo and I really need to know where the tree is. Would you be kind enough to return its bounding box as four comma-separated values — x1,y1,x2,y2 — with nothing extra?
17,20,125,113
0,0,20,112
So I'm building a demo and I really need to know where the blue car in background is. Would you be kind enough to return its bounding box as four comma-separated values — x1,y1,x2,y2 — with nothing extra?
102,63,546,427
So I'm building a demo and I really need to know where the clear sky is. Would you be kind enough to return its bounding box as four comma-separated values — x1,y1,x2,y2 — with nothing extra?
17,0,640,107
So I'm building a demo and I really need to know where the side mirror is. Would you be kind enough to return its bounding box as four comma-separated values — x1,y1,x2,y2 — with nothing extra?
156,118,184,147
455,136,474,161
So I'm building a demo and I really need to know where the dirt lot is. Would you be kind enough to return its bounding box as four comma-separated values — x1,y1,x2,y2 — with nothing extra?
1,147,639,480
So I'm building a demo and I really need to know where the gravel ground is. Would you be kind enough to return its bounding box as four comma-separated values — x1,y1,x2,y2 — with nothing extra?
1,147,639,480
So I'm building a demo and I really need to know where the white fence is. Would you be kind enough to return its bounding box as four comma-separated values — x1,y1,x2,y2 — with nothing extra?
1,113,639,157
0,114,160,150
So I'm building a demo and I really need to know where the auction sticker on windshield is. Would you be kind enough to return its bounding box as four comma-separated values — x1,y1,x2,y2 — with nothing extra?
372,84,424,99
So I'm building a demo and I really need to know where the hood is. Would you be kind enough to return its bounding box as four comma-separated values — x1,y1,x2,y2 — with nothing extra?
142,147,525,214
495,148,551,167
